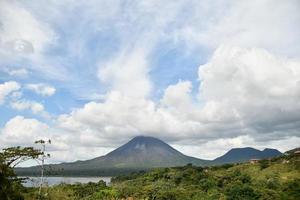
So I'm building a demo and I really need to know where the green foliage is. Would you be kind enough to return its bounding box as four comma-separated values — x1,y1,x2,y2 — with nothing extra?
225,183,260,200
23,181,118,200
281,179,300,200
17,150,300,200
259,159,270,170
91,188,119,200
1,146,42,168
71,180,107,199
0,146,42,200
110,154,300,200
22,184,75,200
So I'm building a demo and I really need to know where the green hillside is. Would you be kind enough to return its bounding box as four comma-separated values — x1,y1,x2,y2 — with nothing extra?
22,150,300,200
110,152,300,199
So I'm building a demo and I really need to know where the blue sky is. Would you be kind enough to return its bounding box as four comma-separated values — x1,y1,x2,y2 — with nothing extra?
1,0,300,163
1,0,211,124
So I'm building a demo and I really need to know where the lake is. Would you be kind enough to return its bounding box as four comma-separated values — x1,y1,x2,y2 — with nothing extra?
20,176,111,187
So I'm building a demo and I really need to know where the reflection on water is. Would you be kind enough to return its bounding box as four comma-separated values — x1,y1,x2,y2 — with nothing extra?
20,176,111,187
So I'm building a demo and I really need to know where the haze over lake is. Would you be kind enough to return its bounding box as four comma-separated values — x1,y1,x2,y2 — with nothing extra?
20,177,111,187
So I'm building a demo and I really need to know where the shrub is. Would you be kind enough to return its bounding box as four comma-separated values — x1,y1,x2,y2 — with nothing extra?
225,183,260,200
259,160,270,170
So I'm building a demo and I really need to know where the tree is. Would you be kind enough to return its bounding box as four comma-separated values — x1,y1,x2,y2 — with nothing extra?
225,183,260,200
35,139,51,197
0,146,43,200
282,179,300,200
259,159,270,170
0,146,42,168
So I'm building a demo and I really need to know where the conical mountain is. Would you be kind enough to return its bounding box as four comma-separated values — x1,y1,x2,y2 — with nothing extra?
16,136,208,176
78,136,208,168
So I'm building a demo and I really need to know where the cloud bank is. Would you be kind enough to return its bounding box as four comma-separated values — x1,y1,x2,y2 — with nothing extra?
58,46,300,146
0,0,300,162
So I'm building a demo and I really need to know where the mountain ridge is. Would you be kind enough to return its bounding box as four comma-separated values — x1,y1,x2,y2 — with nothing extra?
213,147,282,164
16,136,208,176
15,136,282,176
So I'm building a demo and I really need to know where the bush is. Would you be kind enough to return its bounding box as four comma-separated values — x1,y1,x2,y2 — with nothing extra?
225,183,260,200
72,180,107,199
259,160,270,170
281,179,300,200
199,178,217,192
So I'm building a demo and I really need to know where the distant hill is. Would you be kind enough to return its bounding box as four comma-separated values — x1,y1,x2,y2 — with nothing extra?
16,137,283,176
16,136,208,176
213,147,282,164
285,147,300,154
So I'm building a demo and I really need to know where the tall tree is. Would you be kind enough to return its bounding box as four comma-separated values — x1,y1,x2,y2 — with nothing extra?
0,146,43,200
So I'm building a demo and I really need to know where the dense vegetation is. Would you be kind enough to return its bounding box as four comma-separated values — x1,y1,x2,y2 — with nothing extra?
18,152,300,200
111,153,300,200
0,146,42,200
22,181,118,200
1,145,299,199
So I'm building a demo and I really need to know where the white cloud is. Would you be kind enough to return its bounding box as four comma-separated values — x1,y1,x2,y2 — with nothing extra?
10,100,45,114
57,46,300,151
176,0,300,57
0,116,73,164
0,0,61,81
0,81,20,104
98,48,151,98
0,116,49,147
198,45,300,139
96,0,186,98
0,0,55,54
0,1,300,162
0,67,29,77
10,91,23,100
7,68,29,77
25,83,56,97
174,136,300,160
3,44,300,161
0,115,114,164
161,80,194,111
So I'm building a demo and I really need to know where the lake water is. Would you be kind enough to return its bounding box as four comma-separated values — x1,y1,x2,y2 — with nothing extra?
20,176,111,187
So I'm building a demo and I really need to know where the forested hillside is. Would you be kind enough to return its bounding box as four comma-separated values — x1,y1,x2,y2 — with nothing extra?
21,151,300,200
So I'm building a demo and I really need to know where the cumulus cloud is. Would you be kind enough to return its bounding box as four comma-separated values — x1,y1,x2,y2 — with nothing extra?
10,100,45,114
0,116,73,163
0,81,20,104
57,46,300,149
161,80,194,112
25,83,56,97
0,81,50,117
0,116,49,147
3,44,300,160
98,48,151,98
174,136,300,160
0,115,114,164
0,0,300,162
198,45,300,139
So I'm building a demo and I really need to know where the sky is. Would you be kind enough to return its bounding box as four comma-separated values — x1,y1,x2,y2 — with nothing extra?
1,0,300,165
